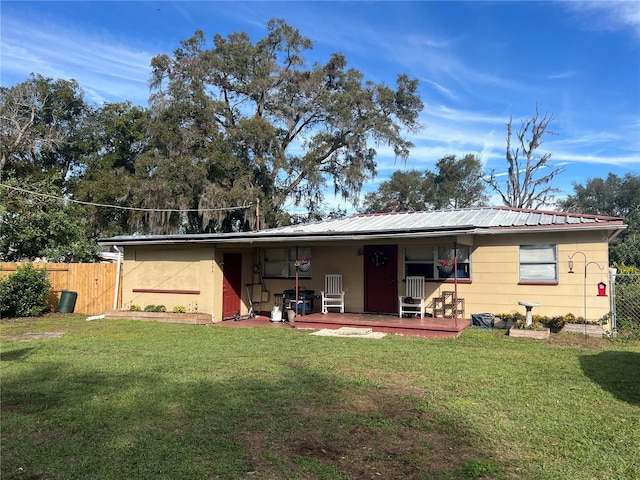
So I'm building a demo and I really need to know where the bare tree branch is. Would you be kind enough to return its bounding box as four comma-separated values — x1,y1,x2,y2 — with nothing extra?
483,104,563,208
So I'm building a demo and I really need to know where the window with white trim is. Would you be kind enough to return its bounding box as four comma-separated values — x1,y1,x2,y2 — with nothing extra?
263,247,312,278
519,244,557,282
403,246,470,280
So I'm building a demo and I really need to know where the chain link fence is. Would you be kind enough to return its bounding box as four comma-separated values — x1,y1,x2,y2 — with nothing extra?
611,273,640,340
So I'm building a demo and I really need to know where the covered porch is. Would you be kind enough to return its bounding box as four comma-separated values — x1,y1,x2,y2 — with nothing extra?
216,312,471,338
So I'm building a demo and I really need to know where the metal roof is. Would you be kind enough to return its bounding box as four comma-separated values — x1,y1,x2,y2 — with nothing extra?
265,207,618,233
99,207,626,246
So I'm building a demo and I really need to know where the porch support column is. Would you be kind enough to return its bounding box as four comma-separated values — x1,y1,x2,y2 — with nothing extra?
453,241,458,323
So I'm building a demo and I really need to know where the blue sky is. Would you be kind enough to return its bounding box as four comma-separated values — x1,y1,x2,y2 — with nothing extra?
2,1,639,212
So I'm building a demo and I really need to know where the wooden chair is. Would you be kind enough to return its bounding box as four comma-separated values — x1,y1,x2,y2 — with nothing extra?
399,276,426,318
321,274,345,313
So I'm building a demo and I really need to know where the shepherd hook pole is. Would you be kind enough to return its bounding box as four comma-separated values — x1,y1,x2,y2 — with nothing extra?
568,251,604,336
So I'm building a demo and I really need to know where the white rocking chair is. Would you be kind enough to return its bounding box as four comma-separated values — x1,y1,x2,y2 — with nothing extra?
399,276,426,318
321,274,345,313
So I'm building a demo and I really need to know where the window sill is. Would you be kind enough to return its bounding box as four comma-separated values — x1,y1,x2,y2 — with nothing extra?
518,281,558,286
132,288,200,294
426,279,472,284
263,276,312,280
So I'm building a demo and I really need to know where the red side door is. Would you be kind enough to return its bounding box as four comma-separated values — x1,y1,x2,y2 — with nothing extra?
364,245,398,313
222,253,242,319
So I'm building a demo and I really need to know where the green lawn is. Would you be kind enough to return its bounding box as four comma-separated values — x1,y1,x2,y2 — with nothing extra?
1,315,639,480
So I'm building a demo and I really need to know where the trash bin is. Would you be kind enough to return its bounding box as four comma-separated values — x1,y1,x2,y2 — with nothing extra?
56,290,78,313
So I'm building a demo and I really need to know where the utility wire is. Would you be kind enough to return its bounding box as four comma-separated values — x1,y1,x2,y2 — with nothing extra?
1,183,252,213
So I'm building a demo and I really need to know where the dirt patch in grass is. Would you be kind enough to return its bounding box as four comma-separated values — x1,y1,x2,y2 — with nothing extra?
5,331,65,342
546,334,611,348
1,312,81,324
238,384,512,479
1,313,87,342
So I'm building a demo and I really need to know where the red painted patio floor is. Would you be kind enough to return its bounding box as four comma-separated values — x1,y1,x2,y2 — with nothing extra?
215,312,471,338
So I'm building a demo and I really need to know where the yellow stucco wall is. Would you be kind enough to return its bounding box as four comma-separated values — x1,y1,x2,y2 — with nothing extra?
120,229,613,323
258,244,364,313
121,245,216,316
122,245,261,322
431,231,611,321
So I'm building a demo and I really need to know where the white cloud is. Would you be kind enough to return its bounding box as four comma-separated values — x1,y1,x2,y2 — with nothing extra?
423,80,459,101
547,71,579,80
421,104,507,125
563,0,640,37
1,17,153,105
552,152,640,168
556,130,623,146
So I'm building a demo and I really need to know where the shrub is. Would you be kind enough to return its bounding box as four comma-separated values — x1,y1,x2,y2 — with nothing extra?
532,314,546,323
515,320,544,330
496,311,587,329
144,305,166,312
617,320,640,342
0,263,51,318
495,312,525,323
129,304,142,311
614,273,640,341
172,305,186,313
548,315,567,329
547,313,577,329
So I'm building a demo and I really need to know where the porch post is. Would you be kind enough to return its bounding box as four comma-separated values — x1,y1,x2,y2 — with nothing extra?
453,242,458,323
295,246,299,318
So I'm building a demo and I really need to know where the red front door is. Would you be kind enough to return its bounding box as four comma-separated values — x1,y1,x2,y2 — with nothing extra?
222,253,242,319
364,245,397,313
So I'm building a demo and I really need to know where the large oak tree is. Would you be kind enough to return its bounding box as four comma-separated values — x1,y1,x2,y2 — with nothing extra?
147,19,423,232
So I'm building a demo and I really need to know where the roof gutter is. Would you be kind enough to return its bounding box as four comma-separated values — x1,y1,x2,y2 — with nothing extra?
98,225,474,246
98,228,474,247
481,223,626,236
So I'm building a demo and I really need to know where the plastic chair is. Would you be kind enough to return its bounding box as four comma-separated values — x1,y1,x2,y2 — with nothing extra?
399,276,426,318
321,274,345,313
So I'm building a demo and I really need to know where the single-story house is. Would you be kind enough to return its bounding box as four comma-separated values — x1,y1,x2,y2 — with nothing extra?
98,207,626,323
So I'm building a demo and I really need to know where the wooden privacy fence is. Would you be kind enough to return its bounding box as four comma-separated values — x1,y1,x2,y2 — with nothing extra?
0,262,122,315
